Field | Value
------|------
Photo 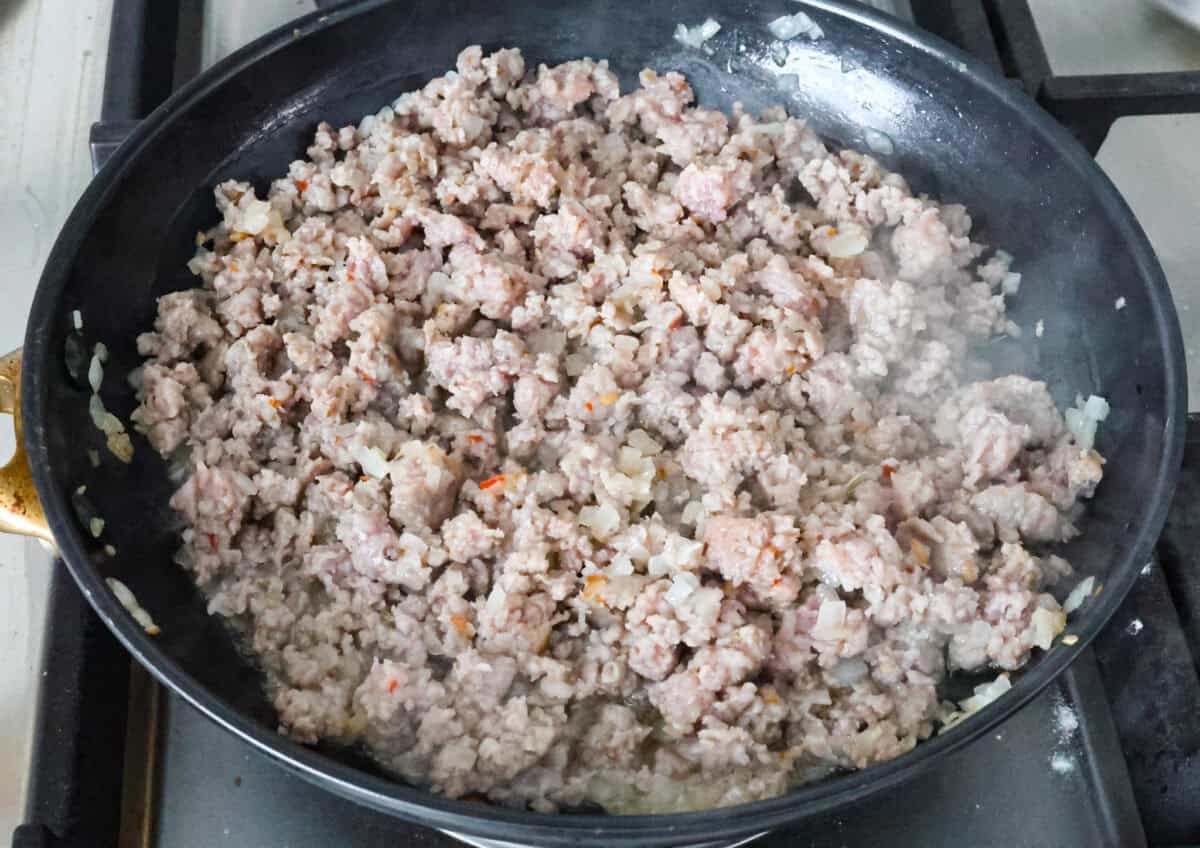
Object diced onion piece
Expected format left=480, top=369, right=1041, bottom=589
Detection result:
left=106, top=578, right=160, bottom=636
left=351, top=443, right=391, bottom=479
left=813, top=599, right=847, bottom=638
left=88, top=354, right=104, bottom=393
left=98, top=412, right=122, bottom=435
left=664, top=572, right=700, bottom=606
left=107, top=432, right=134, bottom=464
left=1001, top=272, right=1022, bottom=296
left=1030, top=607, right=1066, bottom=650
left=608, top=555, right=635, bottom=577
left=939, top=711, right=968, bottom=733
left=617, top=446, right=646, bottom=476
left=88, top=393, right=107, bottom=431
left=578, top=504, right=621, bottom=540
left=826, top=223, right=869, bottom=258
left=1063, top=576, right=1095, bottom=614
left=239, top=199, right=273, bottom=235
left=674, top=18, right=721, bottom=49
left=1065, top=394, right=1110, bottom=450
left=89, top=389, right=134, bottom=463
left=626, top=429, right=663, bottom=456
left=768, top=11, right=824, bottom=40
left=1084, top=395, right=1110, bottom=421
left=89, top=517, right=105, bottom=538
left=959, top=673, right=1012, bottom=714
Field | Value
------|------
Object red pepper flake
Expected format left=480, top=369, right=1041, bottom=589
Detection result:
left=296, top=179, right=309, bottom=192
left=346, top=270, right=355, bottom=281
left=881, top=462, right=897, bottom=481
left=387, top=679, right=398, bottom=693
left=267, top=397, right=283, bottom=409
left=359, top=475, right=369, bottom=483
left=229, top=262, right=240, bottom=273
left=584, top=401, right=594, bottom=412
left=467, top=434, right=483, bottom=444
left=351, top=367, right=375, bottom=385
left=583, top=573, right=608, bottom=603
left=479, top=475, right=505, bottom=490
left=208, top=533, right=217, bottom=550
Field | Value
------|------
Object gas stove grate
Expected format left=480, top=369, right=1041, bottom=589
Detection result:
left=912, top=0, right=1200, bottom=154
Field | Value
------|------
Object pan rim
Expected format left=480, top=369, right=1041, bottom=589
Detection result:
left=22, top=0, right=1187, bottom=843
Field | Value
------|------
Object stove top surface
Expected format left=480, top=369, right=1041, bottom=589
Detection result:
left=10, top=2, right=1200, bottom=847
left=143, top=643, right=1140, bottom=848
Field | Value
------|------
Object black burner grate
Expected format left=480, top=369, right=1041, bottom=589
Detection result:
left=912, top=0, right=1200, bottom=154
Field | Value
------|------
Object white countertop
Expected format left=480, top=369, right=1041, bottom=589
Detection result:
left=0, top=0, right=112, bottom=834
left=0, top=0, right=314, bottom=835
left=1, top=0, right=1198, bottom=838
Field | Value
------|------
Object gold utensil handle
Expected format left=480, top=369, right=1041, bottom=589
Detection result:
left=0, top=348, right=54, bottom=544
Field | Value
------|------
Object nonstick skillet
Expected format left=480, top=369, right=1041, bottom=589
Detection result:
left=0, top=1, right=1185, bottom=845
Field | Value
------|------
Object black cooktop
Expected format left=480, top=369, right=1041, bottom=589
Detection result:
left=12, top=1, right=1200, bottom=846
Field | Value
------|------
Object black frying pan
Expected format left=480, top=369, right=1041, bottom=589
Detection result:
left=5, top=0, right=1186, bottom=844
